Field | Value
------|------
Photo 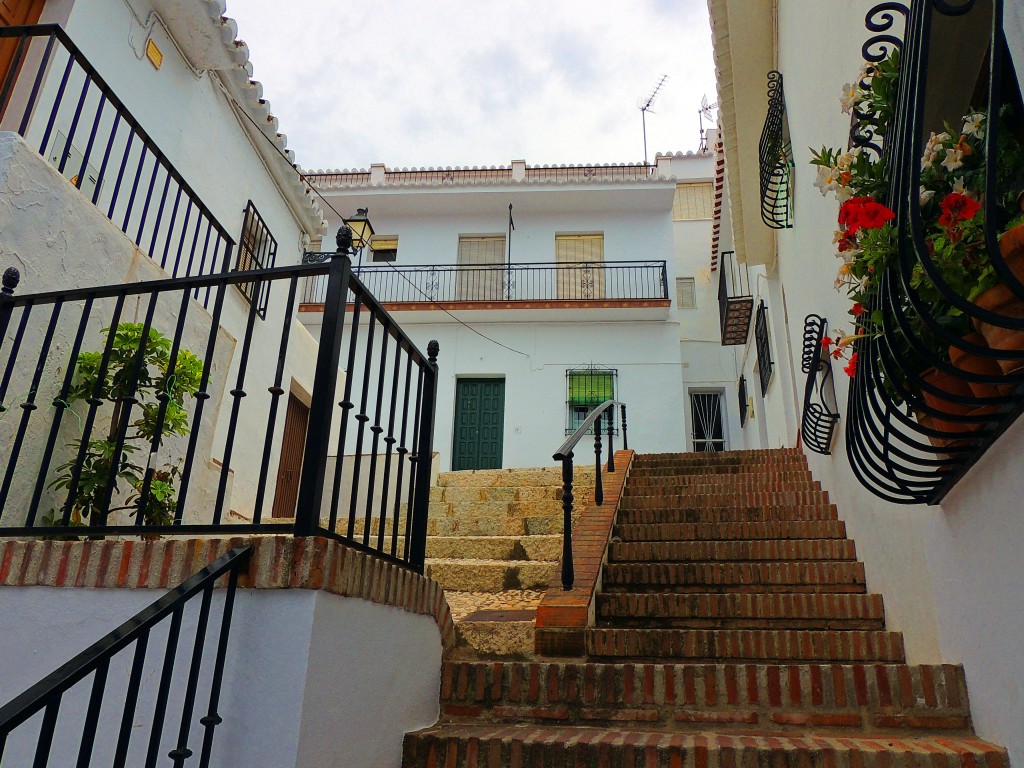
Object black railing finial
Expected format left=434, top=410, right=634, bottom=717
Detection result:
left=1, top=266, right=19, bottom=296
left=428, top=340, right=439, bottom=364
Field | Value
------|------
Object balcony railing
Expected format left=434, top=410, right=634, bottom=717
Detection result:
left=844, top=1, right=1024, bottom=503
left=718, top=250, right=753, bottom=345
left=0, top=255, right=439, bottom=571
left=300, top=260, right=669, bottom=306
left=0, top=25, right=235, bottom=297
left=759, top=70, right=794, bottom=229
left=801, top=315, right=840, bottom=455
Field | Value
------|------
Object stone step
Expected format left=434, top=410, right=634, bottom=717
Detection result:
left=429, top=499, right=566, bottom=519
left=403, top=725, right=1006, bottom=768
left=430, top=485, right=563, bottom=503
left=608, top=539, right=856, bottom=563
left=437, top=660, right=972, bottom=735
left=437, top=466, right=595, bottom=488
left=451, top=621, right=536, bottom=661
left=426, top=509, right=566, bottom=537
left=602, top=561, right=866, bottom=593
left=426, top=535, right=561, bottom=561
left=426, top=559, right=556, bottom=592
left=616, top=505, right=839, bottom=525
left=620, top=490, right=831, bottom=507
left=585, top=628, right=906, bottom=663
left=614, top=520, right=847, bottom=541
left=596, top=592, right=886, bottom=630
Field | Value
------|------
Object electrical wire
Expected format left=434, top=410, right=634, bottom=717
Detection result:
left=219, top=78, right=530, bottom=357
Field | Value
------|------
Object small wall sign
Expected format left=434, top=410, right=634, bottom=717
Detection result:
left=146, top=38, right=163, bottom=70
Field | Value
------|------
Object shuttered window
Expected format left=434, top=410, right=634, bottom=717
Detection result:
left=555, top=234, right=604, bottom=299
left=456, top=235, right=505, bottom=300
left=369, top=235, right=398, bottom=262
left=672, top=182, right=714, bottom=220
left=676, top=277, right=697, bottom=309
left=566, top=368, right=617, bottom=434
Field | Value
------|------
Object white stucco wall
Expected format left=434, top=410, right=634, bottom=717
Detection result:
left=0, top=585, right=441, bottom=768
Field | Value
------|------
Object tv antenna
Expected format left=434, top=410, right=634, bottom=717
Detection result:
left=638, top=75, right=667, bottom=166
left=698, top=94, right=719, bottom=152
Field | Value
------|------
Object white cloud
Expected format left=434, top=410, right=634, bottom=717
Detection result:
left=228, top=0, right=717, bottom=169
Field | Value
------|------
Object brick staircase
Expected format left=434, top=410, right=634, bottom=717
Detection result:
left=404, top=448, right=1010, bottom=767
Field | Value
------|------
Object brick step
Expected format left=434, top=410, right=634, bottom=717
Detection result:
left=585, top=628, right=906, bottom=662
left=620, top=490, right=831, bottom=507
left=426, top=559, right=556, bottom=592
left=596, top=592, right=886, bottom=630
left=614, top=521, right=847, bottom=541
left=616, top=505, right=839, bottom=525
left=438, top=467, right=595, bottom=488
left=426, top=535, right=561, bottom=561
left=625, top=476, right=820, bottom=492
left=438, top=660, right=972, bottom=735
left=602, top=561, right=866, bottom=592
left=430, top=485, right=563, bottom=503
left=631, top=457, right=807, bottom=472
left=608, top=540, right=857, bottom=563
left=403, top=725, right=1005, bottom=768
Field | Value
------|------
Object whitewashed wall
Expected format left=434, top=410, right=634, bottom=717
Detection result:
left=749, top=0, right=1024, bottom=760
left=0, top=586, right=441, bottom=768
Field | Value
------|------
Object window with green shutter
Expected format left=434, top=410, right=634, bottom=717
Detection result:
left=566, top=367, right=617, bottom=435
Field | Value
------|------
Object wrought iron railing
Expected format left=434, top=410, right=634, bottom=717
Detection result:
left=553, top=400, right=628, bottom=590
left=0, top=546, right=251, bottom=768
left=0, top=255, right=438, bottom=570
left=844, top=1, right=1024, bottom=503
left=300, top=261, right=670, bottom=306
left=718, top=250, right=753, bottom=345
left=759, top=70, right=794, bottom=229
left=523, top=165, right=654, bottom=182
left=755, top=300, right=774, bottom=396
left=235, top=201, right=278, bottom=319
left=0, top=25, right=236, bottom=294
left=801, top=315, right=841, bottom=455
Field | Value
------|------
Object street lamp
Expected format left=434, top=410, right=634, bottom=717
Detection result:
left=341, top=207, right=374, bottom=273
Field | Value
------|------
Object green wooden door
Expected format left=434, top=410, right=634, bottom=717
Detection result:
left=452, top=379, right=505, bottom=470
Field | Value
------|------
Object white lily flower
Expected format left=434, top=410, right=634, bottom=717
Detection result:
left=951, top=177, right=966, bottom=195
left=962, top=112, right=985, bottom=140
left=941, top=148, right=964, bottom=173
left=813, top=165, right=839, bottom=197
left=840, top=83, right=859, bottom=114
left=836, top=185, right=854, bottom=203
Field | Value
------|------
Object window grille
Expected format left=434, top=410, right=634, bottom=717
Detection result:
left=235, top=201, right=277, bottom=318
left=566, top=366, right=617, bottom=435
left=759, top=70, right=794, bottom=229
left=555, top=234, right=605, bottom=299
left=755, top=300, right=774, bottom=396
left=676, top=277, right=697, bottom=309
left=369, top=235, right=398, bottom=262
left=672, top=182, right=714, bottom=220
left=738, top=374, right=748, bottom=427
left=456, top=235, right=505, bottom=300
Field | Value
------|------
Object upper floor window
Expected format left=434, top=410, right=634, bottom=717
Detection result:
left=369, top=235, right=398, bottom=262
left=676, top=277, right=697, bottom=309
left=555, top=233, right=604, bottom=299
left=672, top=183, right=714, bottom=221
left=235, top=201, right=277, bottom=318
left=456, top=235, right=506, bottom=301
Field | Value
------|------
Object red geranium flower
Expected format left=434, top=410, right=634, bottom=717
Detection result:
left=822, top=336, right=833, bottom=350
left=850, top=302, right=864, bottom=316
left=838, top=196, right=895, bottom=234
left=937, top=192, right=980, bottom=228
left=843, top=352, right=859, bottom=377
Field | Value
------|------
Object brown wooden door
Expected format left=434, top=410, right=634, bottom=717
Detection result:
left=271, top=393, right=309, bottom=518
left=0, top=0, right=45, bottom=92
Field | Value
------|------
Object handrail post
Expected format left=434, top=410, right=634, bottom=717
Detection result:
left=620, top=404, right=629, bottom=450
left=560, top=452, right=574, bottom=590
left=409, top=340, right=440, bottom=572
left=594, top=414, right=603, bottom=506
left=0, top=267, right=19, bottom=345
left=606, top=408, right=615, bottom=472
left=295, top=253, right=352, bottom=536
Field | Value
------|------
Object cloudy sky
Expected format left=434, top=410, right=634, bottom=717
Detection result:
left=227, top=1, right=718, bottom=172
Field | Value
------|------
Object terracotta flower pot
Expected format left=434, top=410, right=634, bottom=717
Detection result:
left=948, top=332, right=1012, bottom=401
left=918, top=366, right=984, bottom=443
left=973, top=224, right=1024, bottom=374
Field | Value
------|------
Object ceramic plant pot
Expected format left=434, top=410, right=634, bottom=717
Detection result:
left=973, top=224, right=1024, bottom=374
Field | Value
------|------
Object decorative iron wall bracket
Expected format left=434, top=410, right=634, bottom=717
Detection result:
left=759, top=71, right=794, bottom=229
left=801, top=315, right=841, bottom=455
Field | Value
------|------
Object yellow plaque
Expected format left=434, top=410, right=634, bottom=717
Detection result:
left=145, top=38, right=163, bottom=70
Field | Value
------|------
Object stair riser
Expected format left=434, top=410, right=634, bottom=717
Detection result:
left=596, top=593, right=885, bottom=627
left=614, top=521, right=847, bottom=541
left=585, top=629, right=906, bottom=663
left=616, top=507, right=839, bottom=524
left=603, top=562, right=867, bottom=592
left=428, top=562, right=555, bottom=593
left=620, top=491, right=831, bottom=507
left=438, top=661, right=971, bottom=733
left=609, top=540, right=856, bottom=562
left=426, top=536, right=561, bottom=561
left=626, top=478, right=820, bottom=492
left=437, top=468, right=595, bottom=488
left=431, top=486, right=564, bottom=503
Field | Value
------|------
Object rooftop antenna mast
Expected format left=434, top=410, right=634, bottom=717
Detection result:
left=698, top=94, right=719, bottom=152
left=638, top=75, right=667, bottom=166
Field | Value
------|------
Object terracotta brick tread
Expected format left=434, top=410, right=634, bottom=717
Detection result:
left=585, top=629, right=906, bottom=662
left=615, top=521, right=847, bottom=541
left=596, top=593, right=885, bottom=628
left=609, top=540, right=856, bottom=563
left=617, top=506, right=840, bottom=524
left=403, top=725, right=1008, bottom=768
left=602, top=562, right=867, bottom=592
left=439, top=661, right=971, bottom=730
left=621, top=491, right=831, bottom=508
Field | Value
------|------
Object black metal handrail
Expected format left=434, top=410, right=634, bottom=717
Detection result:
left=0, top=25, right=236, bottom=295
left=552, top=399, right=628, bottom=590
left=718, top=250, right=753, bottom=345
left=300, top=261, right=670, bottom=305
left=845, top=1, right=1024, bottom=503
left=801, top=315, right=841, bottom=455
left=0, top=253, right=439, bottom=570
left=0, top=546, right=251, bottom=768
left=759, top=70, right=794, bottom=229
